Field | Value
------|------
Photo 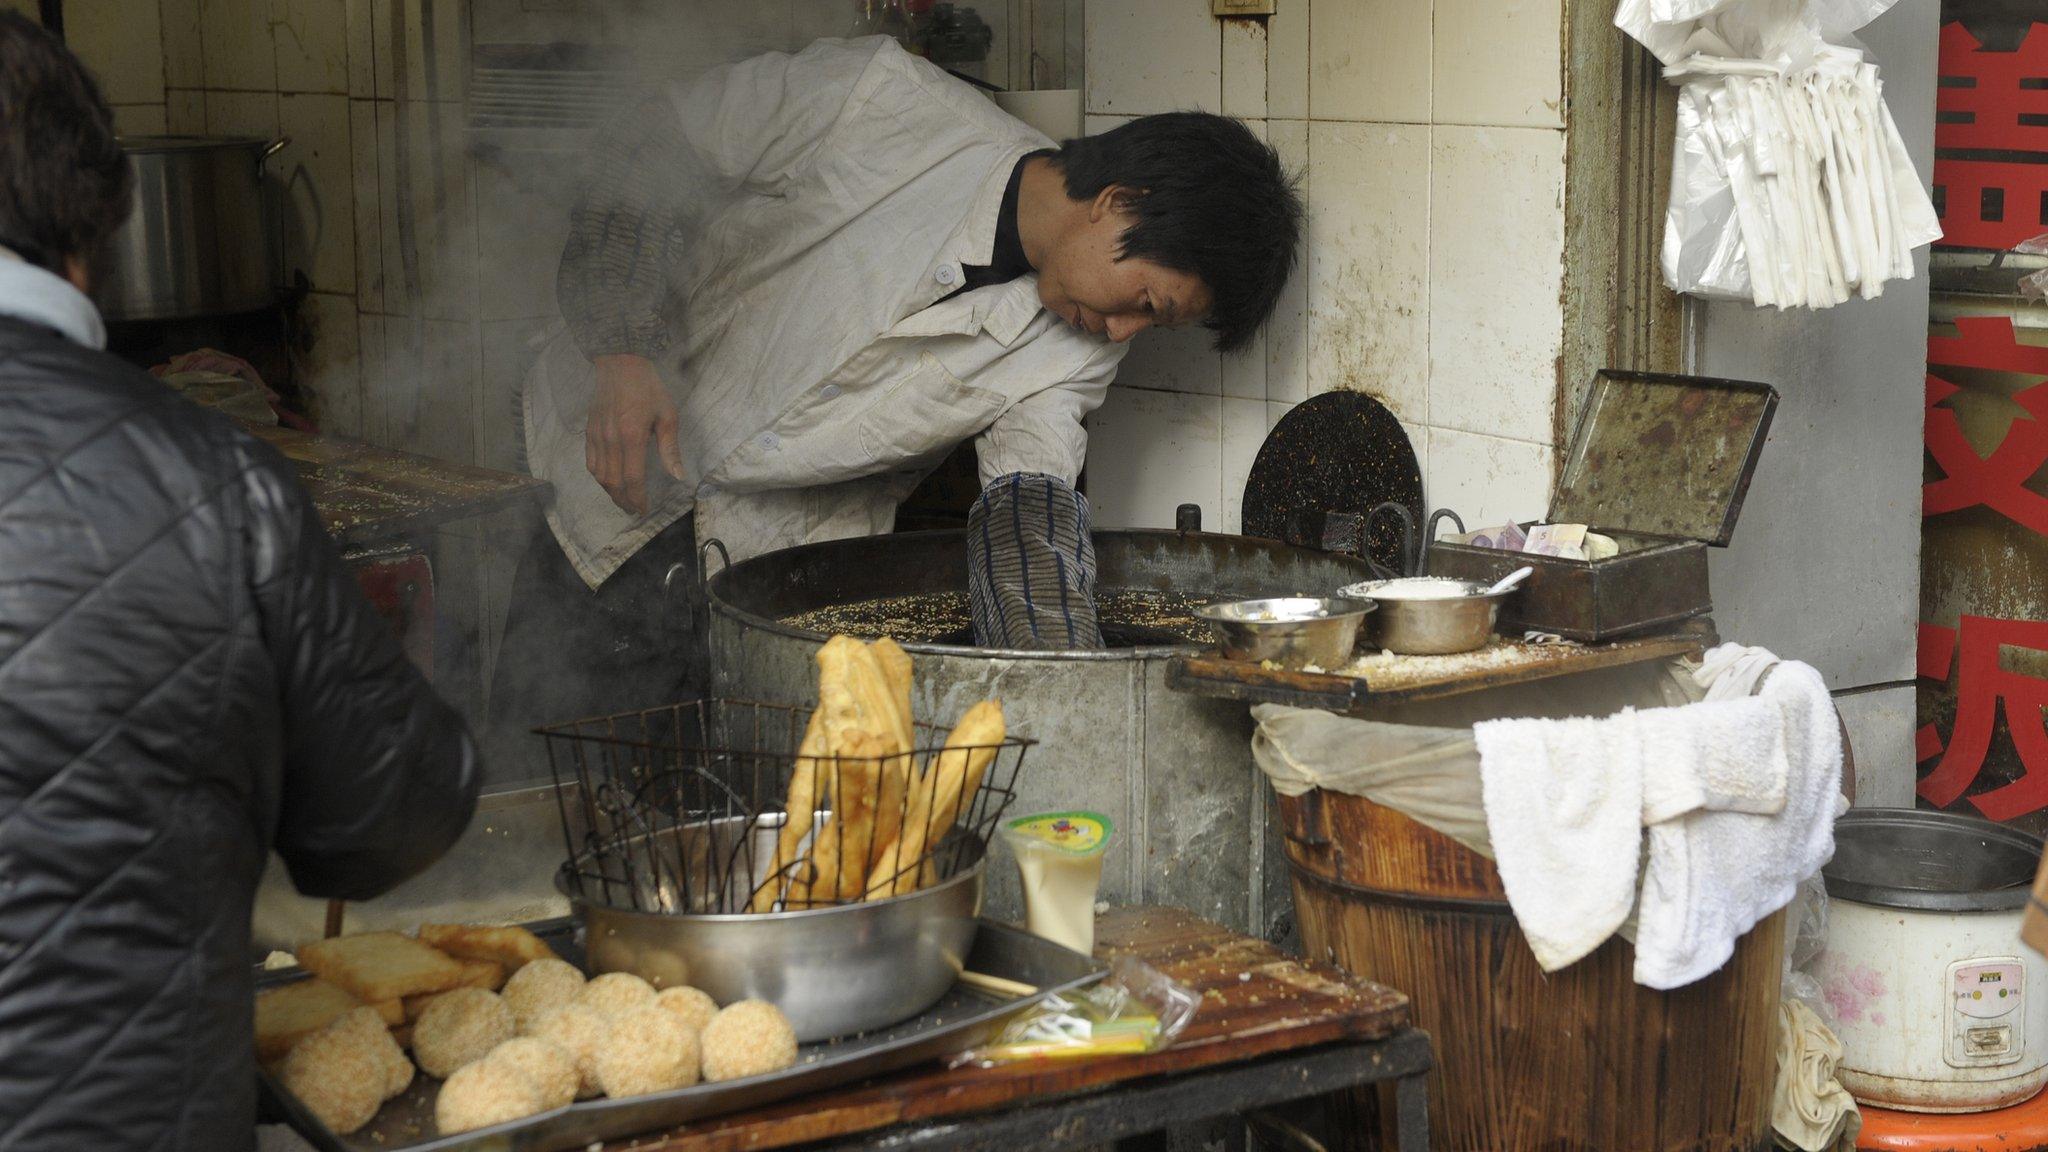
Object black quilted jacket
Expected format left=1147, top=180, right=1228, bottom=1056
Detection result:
left=0, top=316, right=481, bottom=1151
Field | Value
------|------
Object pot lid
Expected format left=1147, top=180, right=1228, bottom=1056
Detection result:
left=1823, top=808, right=2042, bottom=913
left=1547, top=370, right=1778, bottom=547
left=1240, top=391, right=1423, bottom=573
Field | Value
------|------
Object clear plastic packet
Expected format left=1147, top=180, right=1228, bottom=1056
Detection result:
left=948, top=955, right=1200, bottom=1068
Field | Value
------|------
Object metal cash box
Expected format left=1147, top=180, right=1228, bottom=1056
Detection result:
left=1424, top=369, right=1778, bottom=642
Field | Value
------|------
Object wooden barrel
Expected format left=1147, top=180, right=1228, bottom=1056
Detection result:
left=1281, top=787, right=1785, bottom=1152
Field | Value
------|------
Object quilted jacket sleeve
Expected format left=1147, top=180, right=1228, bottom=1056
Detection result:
left=245, top=455, right=481, bottom=901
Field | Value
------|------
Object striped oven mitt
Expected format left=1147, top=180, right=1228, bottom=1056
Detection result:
left=967, top=473, right=1104, bottom=650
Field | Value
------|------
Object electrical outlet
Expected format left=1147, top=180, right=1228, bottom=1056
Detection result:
left=1212, top=0, right=1277, bottom=15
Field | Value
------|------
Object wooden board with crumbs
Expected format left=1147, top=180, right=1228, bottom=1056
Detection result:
left=1165, top=620, right=1713, bottom=716
left=240, top=422, right=548, bottom=551
left=607, top=906, right=1410, bottom=1152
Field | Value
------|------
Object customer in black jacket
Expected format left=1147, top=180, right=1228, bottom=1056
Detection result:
left=0, top=15, right=482, bottom=1151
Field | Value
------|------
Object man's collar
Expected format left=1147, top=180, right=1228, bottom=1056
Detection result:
left=947, top=142, right=1041, bottom=273
left=0, top=245, right=107, bottom=349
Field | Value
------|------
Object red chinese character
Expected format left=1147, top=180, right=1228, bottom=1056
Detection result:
left=1924, top=317, right=2048, bottom=534
left=1937, top=22, right=2048, bottom=154
left=1919, top=616, right=2048, bottom=821
left=1934, top=159, right=2048, bottom=252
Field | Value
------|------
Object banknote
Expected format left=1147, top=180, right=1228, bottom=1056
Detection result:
left=1525, top=523, right=1587, bottom=559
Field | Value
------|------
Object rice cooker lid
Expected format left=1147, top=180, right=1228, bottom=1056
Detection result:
left=1823, top=808, right=2043, bottom=913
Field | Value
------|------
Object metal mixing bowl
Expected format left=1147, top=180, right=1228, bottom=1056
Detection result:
left=1341, top=578, right=1510, bottom=655
left=1195, top=597, right=1376, bottom=670
left=558, top=817, right=985, bottom=1042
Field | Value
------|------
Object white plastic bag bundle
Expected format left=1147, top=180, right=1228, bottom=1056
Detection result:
left=1618, top=0, right=1943, bottom=308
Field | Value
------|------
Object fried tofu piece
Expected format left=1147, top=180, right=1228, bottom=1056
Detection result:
left=418, top=924, right=554, bottom=973
left=400, top=961, right=506, bottom=1021
left=296, top=932, right=467, bottom=1004
left=255, top=978, right=363, bottom=1062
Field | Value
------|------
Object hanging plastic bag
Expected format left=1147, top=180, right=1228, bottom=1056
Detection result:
left=1621, top=0, right=1940, bottom=307
left=949, top=955, right=1199, bottom=1068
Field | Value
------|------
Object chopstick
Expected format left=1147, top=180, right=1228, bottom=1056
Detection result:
left=958, top=970, right=1039, bottom=999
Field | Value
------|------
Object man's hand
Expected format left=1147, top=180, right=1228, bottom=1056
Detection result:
left=586, top=353, right=685, bottom=514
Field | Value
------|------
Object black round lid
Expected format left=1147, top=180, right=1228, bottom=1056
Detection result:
left=1240, top=392, right=1423, bottom=574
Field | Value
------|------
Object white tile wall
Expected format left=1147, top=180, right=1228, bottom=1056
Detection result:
left=1400, top=418, right=1429, bottom=493
left=160, top=0, right=204, bottom=89
left=356, top=312, right=394, bottom=444
left=372, top=99, right=478, bottom=321
left=1117, top=323, right=1223, bottom=396
left=370, top=0, right=467, bottom=102
left=204, top=87, right=278, bottom=135
left=1085, top=0, right=1220, bottom=115
left=167, top=88, right=205, bottom=132
left=348, top=98, right=384, bottom=311
left=346, top=0, right=374, bottom=96
left=480, top=318, right=544, bottom=473
left=275, top=0, right=350, bottom=94
left=1221, top=17, right=1266, bottom=120
left=1428, top=125, right=1564, bottom=441
left=418, top=318, right=482, bottom=464
left=1085, top=387, right=1223, bottom=532
left=1432, top=0, right=1564, bottom=129
left=1266, top=0, right=1307, bottom=121
left=1427, top=427, right=1553, bottom=528
left=112, top=104, right=169, bottom=134
left=1265, top=119, right=1310, bottom=405
left=278, top=93, right=355, bottom=294
left=1221, top=397, right=1267, bottom=534
left=68, top=0, right=166, bottom=105
left=200, top=0, right=276, bottom=90
left=1305, top=121, right=1429, bottom=422
left=1309, top=0, right=1431, bottom=124
left=297, top=290, right=362, bottom=435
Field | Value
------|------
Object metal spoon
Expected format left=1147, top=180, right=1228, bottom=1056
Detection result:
left=1485, top=566, right=1534, bottom=596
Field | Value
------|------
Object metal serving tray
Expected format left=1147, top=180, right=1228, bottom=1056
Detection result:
left=1426, top=370, right=1777, bottom=642
left=258, top=919, right=1104, bottom=1152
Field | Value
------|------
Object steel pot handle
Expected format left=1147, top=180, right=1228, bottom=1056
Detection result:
left=698, top=538, right=732, bottom=585
left=256, top=136, right=291, bottom=175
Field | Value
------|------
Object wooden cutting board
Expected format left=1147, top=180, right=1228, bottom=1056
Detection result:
left=613, top=906, right=1411, bottom=1152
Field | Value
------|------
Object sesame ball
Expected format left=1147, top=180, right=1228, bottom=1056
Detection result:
left=699, top=1000, right=798, bottom=1083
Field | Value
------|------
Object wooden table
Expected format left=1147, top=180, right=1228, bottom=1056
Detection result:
left=606, top=907, right=1430, bottom=1152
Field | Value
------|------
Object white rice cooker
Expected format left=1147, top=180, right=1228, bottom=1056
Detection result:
left=1812, top=808, right=2047, bottom=1113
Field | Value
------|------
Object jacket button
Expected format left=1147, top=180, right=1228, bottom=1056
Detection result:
left=819, top=385, right=842, bottom=400
left=934, top=266, right=958, bottom=286
left=758, top=433, right=780, bottom=451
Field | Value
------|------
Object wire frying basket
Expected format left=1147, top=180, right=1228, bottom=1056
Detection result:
left=538, top=699, right=1031, bottom=915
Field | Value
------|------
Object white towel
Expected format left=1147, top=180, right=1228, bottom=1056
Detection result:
left=1475, top=645, right=1839, bottom=985
left=1474, top=712, right=1647, bottom=972
left=1634, top=658, right=1843, bottom=989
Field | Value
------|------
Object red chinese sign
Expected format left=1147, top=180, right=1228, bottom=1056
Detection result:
left=1934, top=22, right=2048, bottom=251
left=1921, top=18, right=2048, bottom=820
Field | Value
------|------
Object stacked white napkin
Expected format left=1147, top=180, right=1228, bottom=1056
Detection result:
left=1620, top=0, right=1943, bottom=308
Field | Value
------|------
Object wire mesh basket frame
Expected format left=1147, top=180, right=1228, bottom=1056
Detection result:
left=537, top=698, right=1032, bottom=914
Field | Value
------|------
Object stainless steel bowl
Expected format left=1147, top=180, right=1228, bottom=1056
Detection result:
left=1340, top=578, right=1508, bottom=655
left=558, top=817, right=985, bottom=1042
left=1195, top=596, right=1376, bottom=670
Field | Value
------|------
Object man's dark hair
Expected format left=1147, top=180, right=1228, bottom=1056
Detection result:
left=0, top=12, right=129, bottom=274
left=1052, top=113, right=1301, bottom=354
